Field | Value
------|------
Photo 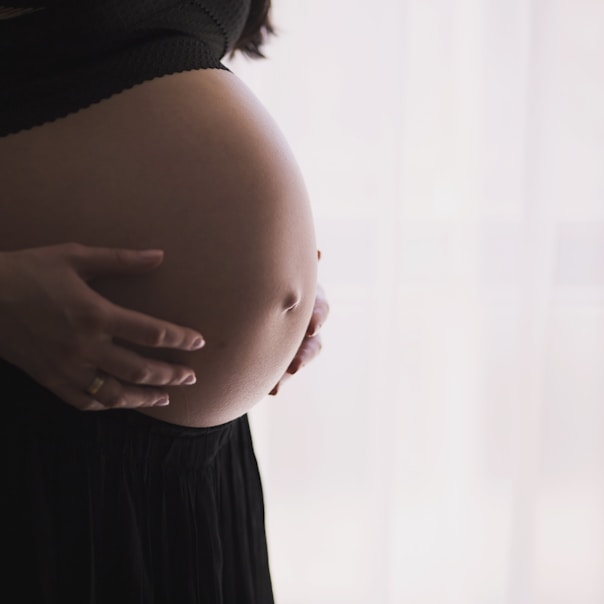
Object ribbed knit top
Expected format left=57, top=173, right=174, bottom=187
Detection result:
left=0, top=0, right=251, bottom=137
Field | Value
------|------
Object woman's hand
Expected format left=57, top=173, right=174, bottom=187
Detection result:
left=0, top=243, right=206, bottom=411
left=269, top=278, right=330, bottom=396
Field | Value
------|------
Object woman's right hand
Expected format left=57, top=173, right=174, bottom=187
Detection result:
left=0, top=243, right=205, bottom=411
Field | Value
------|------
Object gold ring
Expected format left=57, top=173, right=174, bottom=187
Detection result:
left=86, top=375, right=105, bottom=396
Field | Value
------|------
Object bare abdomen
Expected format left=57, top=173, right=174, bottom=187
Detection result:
left=0, top=69, right=318, bottom=426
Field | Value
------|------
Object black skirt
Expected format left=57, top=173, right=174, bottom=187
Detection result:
left=0, top=360, right=274, bottom=604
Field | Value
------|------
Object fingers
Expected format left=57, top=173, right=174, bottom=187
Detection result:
left=45, top=340, right=199, bottom=412
left=67, top=243, right=166, bottom=279
left=1, top=243, right=207, bottom=413
left=81, top=372, right=171, bottom=409
left=58, top=244, right=204, bottom=348
left=306, top=285, right=330, bottom=337
left=269, top=282, right=329, bottom=396
left=109, top=303, right=205, bottom=351
left=269, top=334, right=323, bottom=396
left=52, top=375, right=170, bottom=412
left=288, top=333, right=323, bottom=374
left=98, top=344, right=197, bottom=387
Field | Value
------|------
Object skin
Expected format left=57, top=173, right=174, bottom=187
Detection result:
left=0, top=69, right=322, bottom=426
left=0, top=245, right=206, bottom=410
left=0, top=245, right=328, bottom=410
left=269, top=278, right=328, bottom=396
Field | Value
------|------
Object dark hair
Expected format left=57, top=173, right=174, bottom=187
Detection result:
left=232, top=0, right=275, bottom=59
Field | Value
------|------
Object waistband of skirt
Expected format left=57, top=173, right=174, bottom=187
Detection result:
left=0, top=358, right=242, bottom=470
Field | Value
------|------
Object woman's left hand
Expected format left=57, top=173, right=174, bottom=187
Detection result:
left=269, top=280, right=330, bottom=396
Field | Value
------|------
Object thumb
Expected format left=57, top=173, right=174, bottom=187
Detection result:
left=72, top=246, right=165, bottom=279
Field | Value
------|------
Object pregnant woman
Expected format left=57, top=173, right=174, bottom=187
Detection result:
left=0, top=1, right=327, bottom=602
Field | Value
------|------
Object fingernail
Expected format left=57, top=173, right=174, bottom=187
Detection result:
left=269, top=385, right=279, bottom=396
left=191, top=337, right=205, bottom=349
left=308, top=323, right=322, bottom=337
left=183, top=374, right=196, bottom=385
left=139, top=249, right=164, bottom=260
left=288, top=361, right=301, bottom=374
left=154, top=397, right=170, bottom=406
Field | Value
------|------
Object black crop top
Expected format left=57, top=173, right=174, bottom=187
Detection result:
left=0, top=0, right=251, bottom=137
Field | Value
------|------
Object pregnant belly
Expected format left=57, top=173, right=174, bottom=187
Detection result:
left=0, top=69, right=318, bottom=426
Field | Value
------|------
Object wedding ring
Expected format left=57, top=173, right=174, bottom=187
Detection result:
left=86, top=375, right=105, bottom=396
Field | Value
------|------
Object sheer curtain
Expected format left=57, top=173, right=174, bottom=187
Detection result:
left=228, top=1, right=604, bottom=602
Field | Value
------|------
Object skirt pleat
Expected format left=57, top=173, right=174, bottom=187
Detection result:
left=0, top=360, right=274, bottom=604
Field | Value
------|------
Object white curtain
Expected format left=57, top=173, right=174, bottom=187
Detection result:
left=228, top=1, right=604, bottom=602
